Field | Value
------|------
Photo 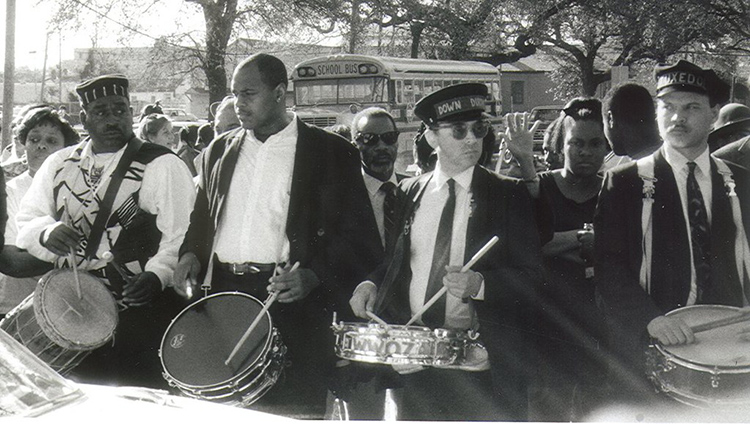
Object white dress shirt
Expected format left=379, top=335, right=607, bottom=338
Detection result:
left=662, top=144, right=712, bottom=306
left=409, top=164, right=476, bottom=331
left=362, top=169, right=398, bottom=248
left=214, top=115, right=298, bottom=264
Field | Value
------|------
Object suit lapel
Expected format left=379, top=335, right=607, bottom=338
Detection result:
left=286, top=119, right=316, bottom=263
left=375, top=173, right=433, bottom=322
left=466, top=166, right=491, bottom=263
left=210, top=129, right=245, bottom=228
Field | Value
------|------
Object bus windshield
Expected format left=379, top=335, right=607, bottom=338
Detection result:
left=295, top=77, right=388, bottom=106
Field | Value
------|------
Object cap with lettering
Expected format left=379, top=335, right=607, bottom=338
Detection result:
left=654, top=60, right=730, bottom=105
left=414, top=83, right=488, bottom=125
left=76, top=74, right=129, bottom=107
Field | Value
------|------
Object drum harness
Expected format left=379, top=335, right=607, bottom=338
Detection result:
left=636, top=155, right=750, bottom=304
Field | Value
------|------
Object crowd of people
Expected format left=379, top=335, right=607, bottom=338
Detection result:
left=0, top=53, right=748, bottom=421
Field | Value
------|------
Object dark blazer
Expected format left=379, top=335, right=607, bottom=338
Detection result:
left=370, top=165, right=544, bottom=333
left=180, top=118, right=373, bottom=313
left=357, top=172, right=408, bottom=271
left=595, top=148, right=748, bottom=350
left=714, top=136, right=750, bottom=172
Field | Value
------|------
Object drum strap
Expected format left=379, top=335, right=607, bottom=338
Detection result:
left=714, top=159, right=750, bottom=306
left=636, top=155, right=657, bottom=294
left=84, top=137, right=143, bottom=260
left=637, top=156, right=750, bottom=303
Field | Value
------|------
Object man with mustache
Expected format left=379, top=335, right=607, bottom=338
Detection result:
left=595, top=60, right=750, bottom=401
left=15, top=74, right=196, bottom=388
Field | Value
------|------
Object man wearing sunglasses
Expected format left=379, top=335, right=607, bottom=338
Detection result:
left=349, top=83, right=544, bottom=420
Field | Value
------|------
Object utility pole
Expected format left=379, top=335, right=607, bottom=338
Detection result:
left=40, top=31, right=50, bottom=103
left=2, top=0, right=17, bottom=150
left=59, top=31, right=63, bottom=104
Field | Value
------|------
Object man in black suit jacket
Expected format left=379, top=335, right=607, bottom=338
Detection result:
left=349, top=83, right=544, bottom=420
left=595, top=60, right=750, bottom=401
left=174, top=53, right=371, bottom=418
left=714, top=135, right=750, bottom=172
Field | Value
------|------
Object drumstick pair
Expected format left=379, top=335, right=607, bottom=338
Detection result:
left=405, top=236, right=499, bottom=326
left=225, top=261, right=299, bottom=366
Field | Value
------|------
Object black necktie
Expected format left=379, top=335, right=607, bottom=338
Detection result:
left=686, top=162, right=711, bottom=301
left=423, top=179, right=455, bottom=328
left=381, top=181, right=397, bottom=252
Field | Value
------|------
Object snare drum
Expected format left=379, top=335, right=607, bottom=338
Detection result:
left=160, top=292, right=286, bottom=406
left=647, top=304, right=750, bottom=407
left=331, top=321, right=473, bottom=366
left=0, top=269, right=118, bottom=375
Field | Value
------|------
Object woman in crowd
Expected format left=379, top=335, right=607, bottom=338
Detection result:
left=175, top=124, right=200, bottom=176
left=505, top=98, right=610, bottom=420
left=0, top=107, right=80, bottom=318
left=138, top=113, right=175, bottom=150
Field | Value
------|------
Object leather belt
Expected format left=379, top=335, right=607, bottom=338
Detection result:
left=216, top=260, right=276, bottom=275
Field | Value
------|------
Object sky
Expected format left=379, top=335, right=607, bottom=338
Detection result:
left=0, top=0, right=204, bottom=70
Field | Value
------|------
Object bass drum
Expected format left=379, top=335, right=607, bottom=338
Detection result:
left=0, top=269, right=118, bottom=375
left=647, top=304, right=750, bottom=407
left=160, top=292, right=286, bottom=406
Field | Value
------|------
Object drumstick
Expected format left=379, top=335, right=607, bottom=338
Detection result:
left=366, top=311, right=388, bottom=326
left=690, top=309, right=750, bottom=334
left=405, top=236, right=499, bottom=326
left=224, top=290, right=279, bottom=366
left=102, top=251, right=131, bottom=281
left=224, top=261, right=299, bottom=366
left=62, top=196, right=83, bottom=300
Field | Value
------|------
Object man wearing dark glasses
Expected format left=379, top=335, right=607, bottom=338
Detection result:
left=349, top=83, right=544, bottom=420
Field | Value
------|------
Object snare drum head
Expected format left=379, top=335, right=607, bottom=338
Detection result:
left=35, top=269, right=118, bottom=350
left=663, top=305, right=750, bottom=368
left=161, top=292, right=273, bottom=387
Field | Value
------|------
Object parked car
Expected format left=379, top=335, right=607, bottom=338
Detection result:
left=529, top=105, right=564, bottom=152
left=162, top=108, right=200, bottom=122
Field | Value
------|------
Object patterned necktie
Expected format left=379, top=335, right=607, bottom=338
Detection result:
left=686, top=162, right=711, bottom=301
left=381, top=181, right=397, bottom=252
left=423, top=179, right=455, bottom=328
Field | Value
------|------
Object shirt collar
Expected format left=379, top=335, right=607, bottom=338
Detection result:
left=79, top=138, right=127, bottom=166
left=362, top=168, right=398, bottom=196
left=247, top=112, right=298, bottom=145
left=663, top=143, right=711, bottom=177
left=434, top=163, right=474, bottom=192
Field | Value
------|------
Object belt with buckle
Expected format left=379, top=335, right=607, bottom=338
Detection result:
left=217, top=260, right=276, bottom=275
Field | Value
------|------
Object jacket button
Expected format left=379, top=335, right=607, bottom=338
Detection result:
left=317, top=228, right=325, bottom=237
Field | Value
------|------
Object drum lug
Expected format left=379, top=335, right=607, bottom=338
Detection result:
left=711, top=370, right=721, bottom=389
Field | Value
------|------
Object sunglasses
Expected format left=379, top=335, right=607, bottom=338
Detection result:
left=430, top=120, right=491, bottom=140
left=355, top=131, right=400, bottom=146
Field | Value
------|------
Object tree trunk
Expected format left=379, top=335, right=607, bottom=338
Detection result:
left=410, top=21, right=424, bottom=58
left=200, top=0, right=237, bottom=113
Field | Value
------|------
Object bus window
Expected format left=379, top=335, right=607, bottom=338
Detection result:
left=434, top=80, right=443, bottom=90
left=395, top=80, right=403, bottom=104
left=491, top=81, right=501, bottom=101
left=403, top=80, right=415, bottom=105
left=296, top=80, right=337, bottom=105
left=414, top=80, right=424, bottom=102
left=424, top=80, right=433, bottom=95
left=373, top=77, right=387, bottom=102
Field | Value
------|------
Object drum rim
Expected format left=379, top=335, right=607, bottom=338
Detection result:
left=656, top=304, right=750, bottom=371
left=159, top=291, right=279, bottom=390
left=333, top=321, right=469, bottom=366
left=34, top=269, right=118, bottom=350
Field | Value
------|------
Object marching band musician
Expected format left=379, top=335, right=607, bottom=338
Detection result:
left=173, top=53, right=373, bottom=418
left=349, top=83, right=544, bottom=420
left=14, top=74, right=196, bottom=388
left=595, top=60, right=750, bottom=402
